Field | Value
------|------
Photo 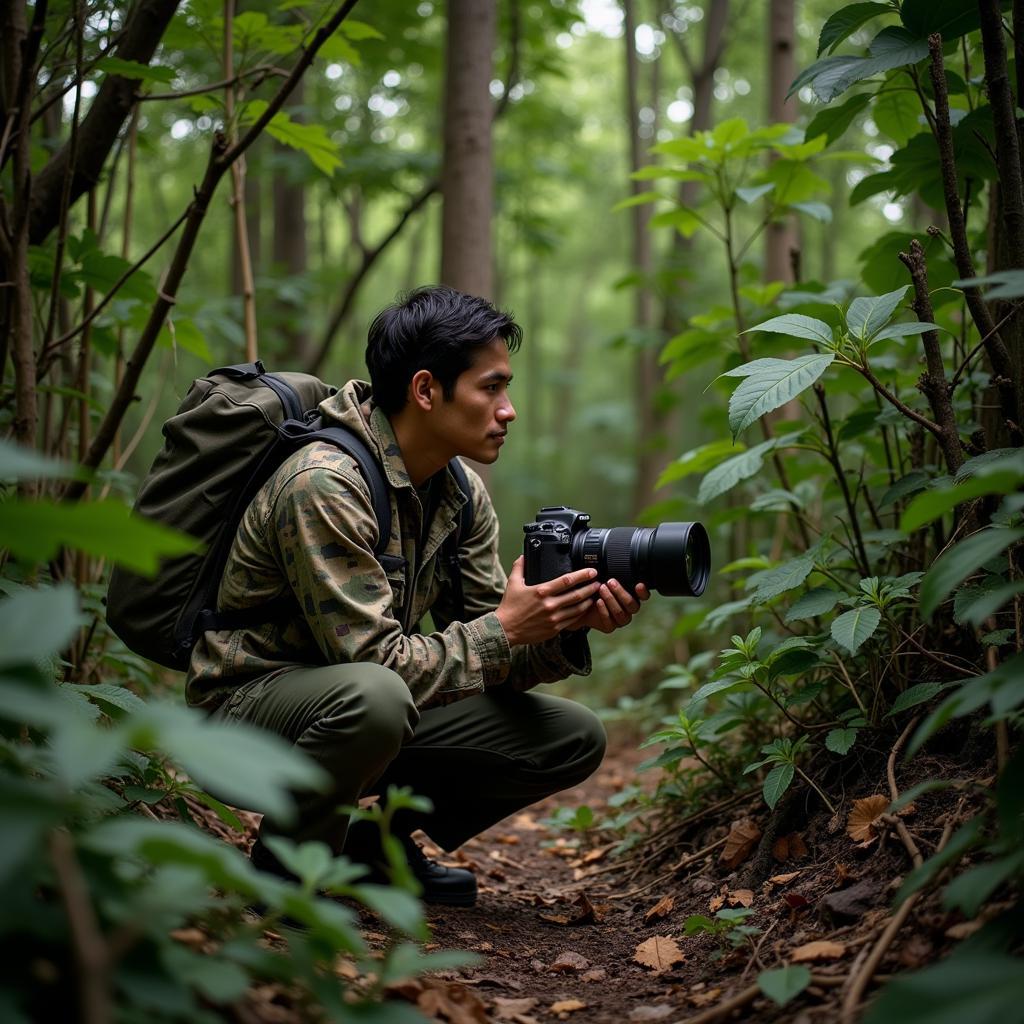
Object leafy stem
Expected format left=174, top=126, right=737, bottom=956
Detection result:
left=794, top=764, right=837, bottom=816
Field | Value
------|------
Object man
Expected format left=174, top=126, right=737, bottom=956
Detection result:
left=187, top=286, right=648, bottom=906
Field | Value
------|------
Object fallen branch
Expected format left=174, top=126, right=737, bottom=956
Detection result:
left=607, top=836, right=729, bottom=901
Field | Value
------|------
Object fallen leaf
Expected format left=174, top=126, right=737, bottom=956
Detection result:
left=769, top=872, right=800, bottom=885
left=773, top=832, right=809, bottom=861
left=946, top=920, right=984, bottom=940
left=689, top=988, right=722, bottom=1007
left=790, top=940, right=847, bottom=962
left=415, top=981, right=490, bottom=1024
left=539, top=895, right=602, bottom=927
left=513, top=813, right=545, bottom=831
left=847, top=795, right=889, bottom=842
left=720, top=818, right=761, bottom=870
left=644, top=895, right=675, bottom=923
left=550, top=999, right=587, bottom=1014
left=582, top=846, right=609, bottom=864
left=169, top=928, right=206, bottom=948
left=728, top=888, right=754, bottom=907
left=783, top=892, right=810, bottom=910
left=628, top=1005, right=674, bottom=1021
left=549, top=950, right=590, bottom=973
left=580, top=968, right=607, bottom=982
left=634, top=936, right=685, bottom=973
left=493, top=996, right=539, bottom=1020
left=834, top=863, right=853, bottom=884
left=708, top=895, right=725, bottom=912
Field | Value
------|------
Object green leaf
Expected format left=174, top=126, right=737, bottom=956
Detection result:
left=817, top=3, right=891, bottom=56
left=954, top=579, right=1024, bottom=628
left=825, top=728, right=858, bottom=755
left=791, top=201, right=833, bottom=223
left=750, top=552, right=816, bottom=603
left=806, top=92, right=872, bottom=144
left=736, top=184, right=774, bottom=204
left=901, top=472, right=1024, bottom=532
left=158, top=318, right=213, bottom=362
left=691, top=677, right=747, bottom=703
left=943, top=852, right=1024, bottom=918
left=952, top=270, right=1024, bottom=300
left=0, top=585, right=86, bottom=668
left=657, top=440, right=742, bottom=487
left=612, top=191, right=662, bottom=211
left=920, top=528, right=1024, bottom=620
left=353, top=884, right=427, bottom=939
left=900, top=0, right=1002, bottom=41
left=242, top=101, right=342, bottom=177
left=879, top=471, right=930, bottom=508
left=873, top=88, right=924, bottom=146
left=786, top=587, right=842, bottom=622
left=339, top=19, right=383, bottom=40
left=96, top=57, right=176, bottom=84
left=0, top=440, right=77, bottom=482
left=72, top=682, right=147, bottom=715
left=759, top=965, right=812, bottom=1007
left=831, top=606, right=882, bottom=654
left=649, top=207, right=702, bottom=236
left=728, top=354, right=835, bottom=438
left=869, top=27, right=929, bottom=69
left=869, top=320, right=947, bottom=344
left=888, top=682, right=945, bottom=716
left=846, top=286, right=908, bottom=340
left=863, top=949, right=1024, bottom=1024
left=763, top=762, right=795, bottom=809
left=0, top=498, right=200, bottom=575
left=744, top=314, right=833, bottom=346
left=697, top=432, right=803, bottom=504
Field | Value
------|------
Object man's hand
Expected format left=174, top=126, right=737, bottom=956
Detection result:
left=575, top=578, right=650, bottom=634
left=496, top=557, right=601, bottom=646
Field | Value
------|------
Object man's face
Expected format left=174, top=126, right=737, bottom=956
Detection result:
left=432, top=338, right=517, bottom=464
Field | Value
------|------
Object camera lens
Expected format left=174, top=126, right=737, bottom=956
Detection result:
left=571, top=521, right=710, bottom=597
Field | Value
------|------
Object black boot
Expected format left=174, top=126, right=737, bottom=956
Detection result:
left=345, top=819, right=477, bottom=908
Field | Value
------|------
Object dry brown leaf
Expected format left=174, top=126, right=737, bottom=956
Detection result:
left=946, top=920, right=984, bottom=940
left=169, top=928, right=206, bottom=948
left=768, top=871, right=800, bottom=885
left=550, top=999, right=587, bottom=1014
left=847, top=795, right=889, bottom=842
left=834, top=863, right=853, bottom=884
left=790, top=940, right=847, bottom=962
left=496, top=834, right=521, bottom=845
left=708, top=895, right=725, bottom=912
left=549, top=950, right=590, bottom=973
left=727, top=889, right=754, bottom=907
left=689, top=988, right=722, bottom=1007
left=644, top=895, right=675, bottom=923
left=580, top=968, right=607, bottom=982
left=492, top=996, right=539, bottom=1020
left=582, top=846, right=609, bottom=864
left=417, top=981, right=490, bottom=1024
left=513, top=813, right=545, bottom=831
left=720, top=818, right=761, bottom=870
left=634, top=935, right=685, bottom=973
left=773, top=832, right=809, bottom=862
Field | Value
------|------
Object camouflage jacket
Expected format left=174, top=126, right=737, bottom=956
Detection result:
left=186, top=380, right=590, bottom=711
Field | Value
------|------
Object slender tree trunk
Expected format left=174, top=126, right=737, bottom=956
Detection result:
left=765, top=0, right=798, bottom=283
left=272, top=80, right=310, bottom=363
left=440, top=0, right=497, bottom=487
left=440, top=0, right=495, bottom=299
left=623, top=0, right=659, bottom=516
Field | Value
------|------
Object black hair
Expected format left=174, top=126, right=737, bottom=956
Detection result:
left=365, top=285, right=522, bottom=414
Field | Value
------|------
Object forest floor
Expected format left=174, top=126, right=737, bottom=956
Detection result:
left=228, top=723, right=996, bottom=1024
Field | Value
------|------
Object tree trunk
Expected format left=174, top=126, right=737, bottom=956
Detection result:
left=623, top=0, right=659, bottom=516
left=765, top=0, right=798, bottom=284
left=440, top=0, right=497, bottom=486
left=440, top=0, right=496, bottom=299
left=272, top=81, right=310, bottom=363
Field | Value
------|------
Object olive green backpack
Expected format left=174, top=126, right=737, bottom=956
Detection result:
left=106, top=361, right=472, bottom=670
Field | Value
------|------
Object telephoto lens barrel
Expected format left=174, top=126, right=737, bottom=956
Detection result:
left=572, top=521, right=710, bottom=597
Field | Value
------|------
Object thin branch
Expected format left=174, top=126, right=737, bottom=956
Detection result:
left=950, top=305, right=1021, bottom=387
left=141, top=63, right=287, bottom=101
left=851, top=359, right=945, bottom=438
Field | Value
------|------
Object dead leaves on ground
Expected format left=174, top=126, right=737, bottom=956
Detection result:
left=389, top=978, right=490, bottom=1024
left=644, top=894, right=675, bottom=923
left=790, top=939, right=847, bottom=962
left=538, top=893, right=605, bottom=926
left=847, top=795, right=890, bottom=843
left=633, top=935, right=686, bottom=973
left=772, top=832, right=809, bottom=862
left=720, top=818, right=761, bottom=869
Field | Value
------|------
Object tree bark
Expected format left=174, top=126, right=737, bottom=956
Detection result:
left=765, top=0, right=798, bottom=283
left=29, top=0, right=181, bottom=244
left=440, top=0, right=496, bottom=299
left=623, top=0, right=659, bottom=516
left=272, top=78, right=310, bottom=362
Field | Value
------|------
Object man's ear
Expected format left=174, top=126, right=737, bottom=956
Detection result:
left=409, top=369, right=436, bottom=412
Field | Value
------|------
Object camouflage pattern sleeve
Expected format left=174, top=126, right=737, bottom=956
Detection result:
left=268, top=462, right=511, bottom=707
left=432, top=465, right=591, bottom=690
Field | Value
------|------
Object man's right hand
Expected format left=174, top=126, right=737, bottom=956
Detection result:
left=495, top=557, right=601, bottom=646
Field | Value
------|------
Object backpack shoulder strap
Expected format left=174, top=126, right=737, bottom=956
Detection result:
left=307, top=424, right=393, bottom=556
left=442, top=458, right=477, bottom=623
left=448, top=457, right=475, bottom=544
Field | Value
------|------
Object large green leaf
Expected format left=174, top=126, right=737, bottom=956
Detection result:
left=873, top=89, right=923, bottom=146
left=785, top=587, right=842, bottom=622
left=96, top=57, right=176, bottom=84
left=242, top=101, right=342, bottom=177
left=763, top=762, right=794, bottom=809
left=900, top=0, right=1009, bottom=41
left=728, top=354, right=835, bottom=437
left=806, top=92, right=872, bottom=143
left=831, top=606, right=882, bottom=654
left=900, top=471, right=1024, bottom=532
left=750, top=552, right=816, bottom=603
left=656, top=439, right=742, bottom=487
left=698, top=433, right=802, bottom=504
left=846, top=286, right=908, bottom=341
left=817, top=2, right=891, bottom=55
left=0, top=585, right=86, bottom=668
left=952, top=270, right=1024, bottom=300
left=744, top=313, right=833, bottom=346
left=920, top=528, right=1024, bottom=620
left=759, top=965, right=812, bottom=1008
left=0, top=498, right=200, bottom=575
left=0, top=440, right=77, bottom=482
left=953, top=579, right=1024, bottom=628
left=863, top=951, right=1024, bottom=1024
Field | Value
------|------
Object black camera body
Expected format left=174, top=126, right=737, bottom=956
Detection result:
left=523, top=506, right=710, bottom=598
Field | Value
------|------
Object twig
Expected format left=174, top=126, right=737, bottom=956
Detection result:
left=49, top=829, right=112, bottom=1024
left=608, top=836, right=729, bottom=901
left=141, top=64, right=286, bottom=101
left=950, top=306, right=1020, bottom=387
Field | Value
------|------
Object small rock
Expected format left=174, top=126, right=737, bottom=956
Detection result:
left=691, top=877, right=716, bottom=894
left=822, top=880, right=877, bottom=922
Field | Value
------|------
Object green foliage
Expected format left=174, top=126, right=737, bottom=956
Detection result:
left=758, top=964, right=812, bottom=1007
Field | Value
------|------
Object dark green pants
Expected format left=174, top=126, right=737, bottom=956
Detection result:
left=214, top=664, right=606, bottom=853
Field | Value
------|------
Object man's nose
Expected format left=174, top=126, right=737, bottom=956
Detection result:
left=498, top=398, right=516, bottom=423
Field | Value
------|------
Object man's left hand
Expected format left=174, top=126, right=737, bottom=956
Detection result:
left=571, top=579, right=650, bottom=634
